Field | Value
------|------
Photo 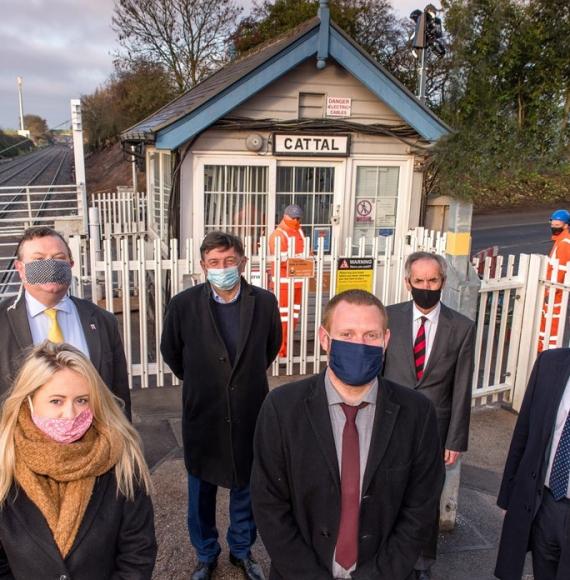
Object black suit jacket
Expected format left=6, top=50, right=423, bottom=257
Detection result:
left=160, top=278, right=281, bottom=488
left=495, top=349, right=570, bottom=580
left=0, top=471, right=156, bottom=579
left=251, top=371, right=444, bottom=580
left=0, top=294, right=131, bottom=420
left=383, top=301, right=475, bottom=451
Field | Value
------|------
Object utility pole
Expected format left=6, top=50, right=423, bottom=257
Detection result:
left=16, top=77, right=30, bottom=138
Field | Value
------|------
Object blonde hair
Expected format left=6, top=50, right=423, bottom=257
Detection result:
left=0, top=341, right=152, bottom=505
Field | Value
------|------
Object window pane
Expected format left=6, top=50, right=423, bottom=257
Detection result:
left=294, top=167, right=314, bottom=193
left=353, top=166, right=400, bottom=252
left=204, top=165, right=268, bottom=252
left=276, top=165, right=335, bottom=253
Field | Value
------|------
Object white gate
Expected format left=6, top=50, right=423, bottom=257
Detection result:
left=68, top=229, right=569, bottom=406
left=472, top=253, right=570, bottom=409
left=70, top=229, right=445, bottom=387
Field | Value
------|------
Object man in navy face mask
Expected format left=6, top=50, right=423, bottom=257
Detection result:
left=161, top=231, right=281, bottom=580
left=383, top=251, right=475, bottom=580
left=251, top=289, right=444, bottom=580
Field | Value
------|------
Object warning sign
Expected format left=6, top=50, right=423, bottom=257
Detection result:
left=286, top=258, right=315, bottom=278
left=336, top=258, right=374, bottom=294
left=355, top=199, right=375, bottom=223
left=326, top=96, right=352, bottom=118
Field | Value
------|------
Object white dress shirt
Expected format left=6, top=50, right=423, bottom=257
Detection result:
left=412, top=301, right=441, bottom=367
left=25, top=292, right=90, bottom=356
left=545, top=374, right=570, bottom=499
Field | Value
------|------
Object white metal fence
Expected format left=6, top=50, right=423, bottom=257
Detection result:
left=91, top=191, right=147, bottom=237
left=69, top=229, right=445, bottom=388
left=473, top=253, right=570, bottom=410
left=0, top=185, right=83, bottom=235
left=64, top=230, right=569, bottom=406
left=2, top=208, right=567, bottom=407
left=0, top=184, right=84, bottom=300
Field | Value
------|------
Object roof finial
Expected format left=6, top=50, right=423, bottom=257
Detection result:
left=316, top=0, right=330, bottom=69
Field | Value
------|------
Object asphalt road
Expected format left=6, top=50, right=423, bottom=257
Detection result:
left=471, top=206, right=557, bottom=257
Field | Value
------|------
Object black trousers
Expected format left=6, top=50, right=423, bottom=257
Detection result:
left=530, top=487, right=570, bottom=580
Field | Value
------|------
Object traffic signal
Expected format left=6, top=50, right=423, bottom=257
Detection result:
left=409, top=4, right=446, bottom=57
left=410, top=9, right=426, bottom=50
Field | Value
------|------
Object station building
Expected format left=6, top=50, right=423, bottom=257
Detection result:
left=121, top=5, right=450, bottom=260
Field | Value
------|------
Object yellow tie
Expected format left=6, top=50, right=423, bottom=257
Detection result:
left=45, top=308, right=64, bottom=343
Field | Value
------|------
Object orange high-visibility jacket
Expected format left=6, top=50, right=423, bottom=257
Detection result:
left=269, top=220, right=306, bottom=277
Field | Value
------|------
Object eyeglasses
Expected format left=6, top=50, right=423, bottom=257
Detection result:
left=204, top=257, right=241, bottom=268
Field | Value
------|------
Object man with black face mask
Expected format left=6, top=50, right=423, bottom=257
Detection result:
left=0, top=226, right=131, bottom=418
left=383, top=251, right=475, bottom=580
left=251, top=289, right=444, bottom=579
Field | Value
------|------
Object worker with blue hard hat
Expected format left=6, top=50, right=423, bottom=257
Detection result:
left=538, top=209, right=570, bottom=351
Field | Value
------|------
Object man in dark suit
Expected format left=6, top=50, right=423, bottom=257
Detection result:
left=496, top=349, right=570, bottom=580
left=0, top=226, right=131, bottom=418
left=161, top=232, right=281, bottom=580
left=251, top=289, right=444, bottom=579
left=383, top=251, right=475, bottom=579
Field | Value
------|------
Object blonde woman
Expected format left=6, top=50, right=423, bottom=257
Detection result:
left=0, top=341, right=156, bottom=579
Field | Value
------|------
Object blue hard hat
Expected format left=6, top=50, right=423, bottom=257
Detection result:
left=550, top=209, right=570, bottom=223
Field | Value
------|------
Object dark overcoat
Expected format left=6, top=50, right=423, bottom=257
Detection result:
left=0, top=471, right=156, bottom=579
left=160, top=278, right=281, bottom=488
left=251, top=371, right=445, bottom=580
left=0, top=294, right=131, bottom=419
left=383, top=301, right=475, bottom=452
left=495, top=348, right=570, bottom=580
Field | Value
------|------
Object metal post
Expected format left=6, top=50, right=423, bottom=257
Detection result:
left=70, top=99, right=88, bottom=234
left=416, top=47, right=427, bottom=101
left=131, top=145, right=137, bottom=193
left=88, top=206, right=102, bottom=302
left=17, top=77, right=25, bottom=132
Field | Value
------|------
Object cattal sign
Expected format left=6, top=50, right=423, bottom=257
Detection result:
left=273, top=134, right=350, bottom=157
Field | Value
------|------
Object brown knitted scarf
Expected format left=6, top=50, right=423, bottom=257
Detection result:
left=14, top=405, right=123, bottom=557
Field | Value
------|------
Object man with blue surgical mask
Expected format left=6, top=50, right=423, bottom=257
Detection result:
left=0, top=226, right=131, bottom=418
left=251, top=289, right=444, bottom=580
left=161, top=231, right=281, bottom=580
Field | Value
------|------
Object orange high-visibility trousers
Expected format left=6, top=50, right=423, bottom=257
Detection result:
left=275, top=281, right=302, bottom=358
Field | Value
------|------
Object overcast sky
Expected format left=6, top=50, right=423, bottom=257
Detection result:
left=0, top=0, right=426, bottom=131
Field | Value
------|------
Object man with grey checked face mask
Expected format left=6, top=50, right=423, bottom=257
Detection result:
left=0, top=226, right=131, bottom=418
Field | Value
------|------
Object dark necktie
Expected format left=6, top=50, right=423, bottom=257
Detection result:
left=335, top=402, right=368, bottom=570
left=414, top=316, right=427, bottom=381
left=549, top=411, right=570, bottom=501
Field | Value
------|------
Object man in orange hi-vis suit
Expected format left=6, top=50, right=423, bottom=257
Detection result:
left=538, top=209, right=570, bottom=351
left=269, top=204, right=306, bottom=358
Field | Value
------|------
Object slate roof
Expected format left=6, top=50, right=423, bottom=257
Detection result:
left=121, top=14, right=450, bottom=145
left=121, top=18, right=321, bottom=142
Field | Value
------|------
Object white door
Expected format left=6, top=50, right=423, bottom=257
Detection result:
left=348, top=160, right=412, bottom=252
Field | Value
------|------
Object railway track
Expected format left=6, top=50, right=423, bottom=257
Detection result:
left=0, top=145, right=77, bottom=298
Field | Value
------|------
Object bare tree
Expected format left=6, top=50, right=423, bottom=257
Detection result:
left=112, top=0, right=243, bottom=92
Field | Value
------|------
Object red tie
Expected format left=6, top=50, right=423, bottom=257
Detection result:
left=335, top=402, right=368, bottom=570
left=414, top=316, right=427, bottom=381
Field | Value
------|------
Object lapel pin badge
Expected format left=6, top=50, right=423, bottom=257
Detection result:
left=90, top=323, right=97, bottom=331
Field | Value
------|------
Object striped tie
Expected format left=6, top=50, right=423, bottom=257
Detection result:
left=414, top=316, right=427, bottom=381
